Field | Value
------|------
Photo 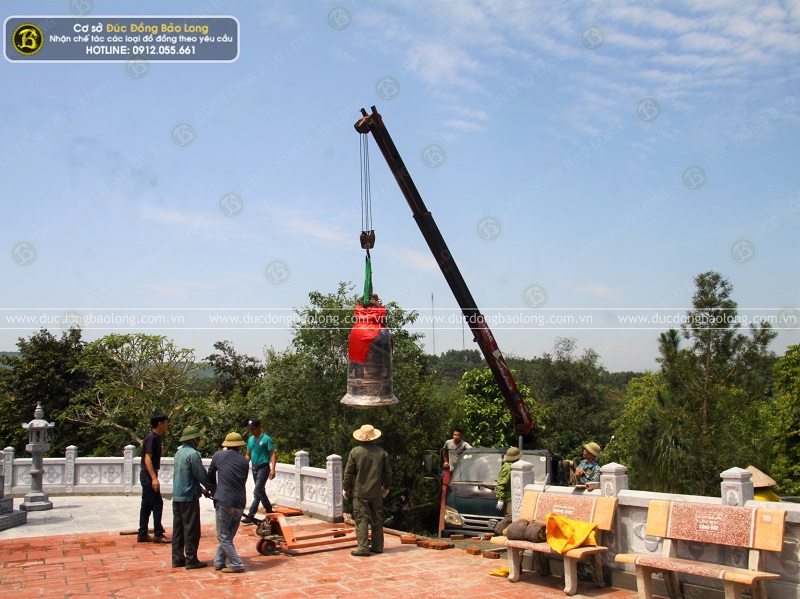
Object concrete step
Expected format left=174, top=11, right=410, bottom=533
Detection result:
left=0, top=510, right=27, bottom=532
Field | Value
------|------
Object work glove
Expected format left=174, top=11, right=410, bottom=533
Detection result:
left=342, top=490, right=348, bottom=500
left=496, top=501, right=504, bottom=511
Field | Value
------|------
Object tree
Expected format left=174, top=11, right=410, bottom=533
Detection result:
left=66, top=333, right=202, bottom=452
left=204, top=340, right=265, bottom=396
left=604, top=371, right=664, bottom=488
left=0, top=327, right=90, bottom=454
left=634, top=272, right=777, bottom=494
left=248, top=283, right=446, bottom=520
left=428, top=349, right=484, bottom=380
left=516, top=337, right=618, bottom=460
left=450, top=367, right=543, bottom=449
left=771, top=345, right=800, bottom=495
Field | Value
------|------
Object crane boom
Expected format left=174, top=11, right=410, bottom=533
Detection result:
left=355, top=106, right=536, bottom=446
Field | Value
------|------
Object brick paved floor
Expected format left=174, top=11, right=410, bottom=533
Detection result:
left=0, top=517, right=640, bottom=599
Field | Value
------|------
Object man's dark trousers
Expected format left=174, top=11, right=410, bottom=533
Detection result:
left=172, top=499, right=201, bottom=566
left=138, top=470, right=164, bottom=537
left=247, top=465, right=273, bottom=517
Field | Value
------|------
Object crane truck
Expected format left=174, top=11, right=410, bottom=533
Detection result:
left=354, top=107, right=566, bottom=536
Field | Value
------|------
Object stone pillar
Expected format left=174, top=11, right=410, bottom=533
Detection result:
left=294, top=450, right=309, bottom=505
left=65, top=446, right=77, bottom=494
left=0, top=446, right=26, bottom=530
left=326, top=454, right=343, bottom=523
left=123, top=445, right=135, bottom=494
left=2, top=448, right=13, bottom=497
left=21, top=402, right=55, bottom=511
left=721, top=466, right=753, bottom=506
left=510, top=459, right=535, bottom=520
left=600, top=462, right=628, bottom=498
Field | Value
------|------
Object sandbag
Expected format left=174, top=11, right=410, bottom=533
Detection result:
left=494, top=514, right=513, bottom=536
left=545, top=513, right=597, bottom=554
left=505, top=519, right=530, bottom=540
left=525, top=521, right=547, bottom=543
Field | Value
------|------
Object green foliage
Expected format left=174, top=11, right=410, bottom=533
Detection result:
left=632, top=272, right=777, bottom=495
left=428, top=349, right=484, bottom=380
left=0, top=327, right=91, bottom=454
left=451, top=368, right=519, bottom=448
left=203, top=340, right=264, bottom=396
left=604, top=371, right=664, bottom=488
left=0, top=388, right=27, bottom=451
left=771, top=345, right=800, bottom=495
left=66, top=333, right=205, bottom=454
left=248, top=283, right=447, bottom=513
left=514, top=338, right=620, bottom=460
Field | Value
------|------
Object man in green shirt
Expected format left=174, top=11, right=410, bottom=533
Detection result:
left=495, top=447, right=521, bottom=516
left=241, top=417, right=277, bottom=524
left=171, top=426, right=213, bottom=570
left=343, top=424, right=392, bottom=557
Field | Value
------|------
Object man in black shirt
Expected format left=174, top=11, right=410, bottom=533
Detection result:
left=138, top=413, right=170, bottom=543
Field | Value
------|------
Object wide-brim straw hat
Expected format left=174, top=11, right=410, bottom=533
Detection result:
left=179, top=426, right=202, bottom=442
left=584, top=442, right=602, bottom=457
left=746, top=466, right=776, bottom=488
left=353, top=424, right=381, bottom=441
left=222, top=432, right=245, bottom=447
left=504, top=447, right=522, bottom=462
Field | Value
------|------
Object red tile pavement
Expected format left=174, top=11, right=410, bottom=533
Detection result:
left=0, top=517, right=640, bottom=599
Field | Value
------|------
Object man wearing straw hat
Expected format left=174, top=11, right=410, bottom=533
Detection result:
left=746, top=465, right=782, bottom=502
left=574, top=442, right=602, bottom=485
left=343, top=424, right=392, bottom=557
left=208, top=432, right=250, bottom=573
left=171, top=426, right=213, bottom=570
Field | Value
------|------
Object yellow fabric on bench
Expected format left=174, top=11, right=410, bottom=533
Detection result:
left=545, top=513, right=597, bottom=554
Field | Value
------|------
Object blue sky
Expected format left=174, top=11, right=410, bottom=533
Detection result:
left=2, top=0, right=799, bottom=372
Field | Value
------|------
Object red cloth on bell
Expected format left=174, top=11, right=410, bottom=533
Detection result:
left=348, top=304, right=387, bottom=364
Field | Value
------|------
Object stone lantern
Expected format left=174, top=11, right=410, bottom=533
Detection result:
left=20, top=402, right=54, bottom=511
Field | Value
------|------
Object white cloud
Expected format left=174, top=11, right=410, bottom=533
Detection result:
left=406, top=39, right=484, bottom=90
left=258, top=2, right=299, bottom=30
left=277, top=215, right=348, bottom=243
left=563, top=282, right=624, bottom=300
left=445, top=119, right=486, bottom=133
left=388, top=247, right=439, bottom=273
left=137, top=206, right=228, bottom=238
left=141, top=279, right=220, bottom=298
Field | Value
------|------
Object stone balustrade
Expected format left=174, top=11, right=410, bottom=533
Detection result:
left=3, top=444, right=798, bottom=595
left=510, top=460, right=800, bottom=599
left=1, top=445, right=344, bottom=523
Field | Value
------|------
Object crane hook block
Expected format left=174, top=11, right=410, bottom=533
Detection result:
left=360, top=230, right=375, bottom=249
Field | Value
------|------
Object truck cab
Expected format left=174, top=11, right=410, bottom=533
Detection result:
left=441, top=447, right=563, bottom=537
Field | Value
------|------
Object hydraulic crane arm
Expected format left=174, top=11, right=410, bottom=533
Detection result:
left=355, top=106, right=536, bottom=446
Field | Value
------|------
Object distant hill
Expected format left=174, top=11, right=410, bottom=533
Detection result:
left=0, top=351, right=20, bottom=368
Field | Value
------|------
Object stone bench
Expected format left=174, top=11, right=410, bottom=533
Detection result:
left=504, top=491, right=618, bottom=595
left=615, top=499, right=786, bottom=599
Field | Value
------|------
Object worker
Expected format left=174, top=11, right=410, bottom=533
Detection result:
left=496, top=447, right=521, bottom=515
left=441, top=428, right=472, bottom=472
left=746, top=466, right=781, bottom=502
left=343, top=424, right=392, bottom=557
left=573, top=442, right=602, bottom=485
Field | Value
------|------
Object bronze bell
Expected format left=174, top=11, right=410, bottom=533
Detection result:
left=341, top=299, right=398, bottom=408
